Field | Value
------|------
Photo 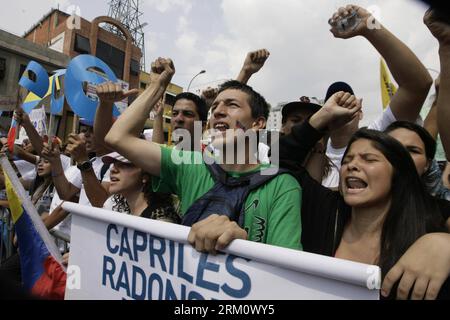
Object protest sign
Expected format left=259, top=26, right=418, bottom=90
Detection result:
left=63, top=202, right=381, bottom=300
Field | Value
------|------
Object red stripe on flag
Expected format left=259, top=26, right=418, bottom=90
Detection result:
left=31, top=255, right=67, bottom=300
left=7, top=125, right=16, bottom=153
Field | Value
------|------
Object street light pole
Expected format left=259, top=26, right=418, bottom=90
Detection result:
left=187, top=70, right=206, bottom=92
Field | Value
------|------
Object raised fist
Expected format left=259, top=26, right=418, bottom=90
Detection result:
left=13, top=108, right=31, bottom=126
left=150, top=57, right=176, bottom=88
left=242, top=49, right=270, bottom=75
left=329, top=5, right=378, bottom=39
left=66, top=133, right=89, bottom=163
left=424, top=9, right=450, bottom=46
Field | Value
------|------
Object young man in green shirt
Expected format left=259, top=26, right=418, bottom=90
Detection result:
left=105, top=58, right=302, bottom=253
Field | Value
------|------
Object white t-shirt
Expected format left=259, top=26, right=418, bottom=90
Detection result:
left=14, top=160, right=36, bottom=182
left=14, top=155, right=72, bottom=182
left=49, top=157, right=111, bottom=235
left=48, top=166, right=80, bottom=235
left=102, top=195, right=130, bottom=213
left=102, top=196, right=115, bottom=211
left=321, top=106, right=397, bottom=189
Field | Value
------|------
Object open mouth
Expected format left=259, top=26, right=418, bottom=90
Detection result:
left=110, top=177, right=120, bottom=183
left=345, top=177, right=368, bottom=193
left=213, top=122, right=230, bottom=132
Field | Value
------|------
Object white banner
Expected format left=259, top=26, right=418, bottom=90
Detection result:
left=63, top=202, right=381, bottom=300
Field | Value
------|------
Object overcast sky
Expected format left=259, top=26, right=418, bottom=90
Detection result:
left=0, top=0, right=440, bottom=124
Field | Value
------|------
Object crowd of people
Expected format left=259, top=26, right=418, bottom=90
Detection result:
left=0, top=4, right=450, bottom=300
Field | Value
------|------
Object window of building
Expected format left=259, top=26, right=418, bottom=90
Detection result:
left=74, top=34, right=91, bottom=54
left=96, top=40, right=124, bottom=79
left=0, top=58, right=6, bottom=80
left=165, top=93, right=176, bottom=107
left=130, top=59, right=140, bottom=76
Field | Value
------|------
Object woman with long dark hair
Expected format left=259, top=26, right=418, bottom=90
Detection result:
left=340, top=130, right=445, bottom=272
left=29, top=157, right=55, bottom=217
left=279, top=93, right=450, bottom=299
left=288, top=128, right=448, bottom=299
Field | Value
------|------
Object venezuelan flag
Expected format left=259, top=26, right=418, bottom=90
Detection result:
left=3, top=163, right=66, bottom=299
left=6, top=119, right=17, bottom=153
left=22, top=91, right=42, bottom=114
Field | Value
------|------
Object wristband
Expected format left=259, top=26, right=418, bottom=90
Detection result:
left=77, top=160, right=93, bottom=172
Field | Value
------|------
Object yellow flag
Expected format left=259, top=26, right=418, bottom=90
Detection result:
left=380, top=58, right=397, bottom=110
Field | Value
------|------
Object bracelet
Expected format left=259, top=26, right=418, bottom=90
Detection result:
left=77, top=160, right=93, bottom=172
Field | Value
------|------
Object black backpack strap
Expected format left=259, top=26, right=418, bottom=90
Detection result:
left=235, top=167, right=290, bottom=226
left=182, top=160, right=291, bottom=227
left=100, top=163, right=110, bottom=182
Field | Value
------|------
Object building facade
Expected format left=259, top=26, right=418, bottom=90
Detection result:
left=23, top=9, right=142, bottom=90
left=0, top=29, right=69, bottom=135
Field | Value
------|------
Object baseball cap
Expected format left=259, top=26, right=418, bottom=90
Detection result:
left=325, top=82, right=355, bottom=102
left=282, top=96, right=322, bottom=119
left=102, top=152, right=132, bottom=165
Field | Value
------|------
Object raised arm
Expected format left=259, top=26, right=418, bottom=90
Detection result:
left=424, top=10, right=450, bottom=160
left=14, top=145, right=38, bottom=165
left=66, top=133, right=109, bottom=208
left=280, top=92, right=362, bottom=164
left=330, top=5, right=432, bottom=121
left=13, top=108, right=44, bottom=155
left=94, top=82, right=139, bottom=156
left=424, top=94, right=439, bottom=140
left=200, top=87, right=218, bottom=110
left=236, top=49, right=270, bottom=84
left=151, top=99, right=166, bottom=145
left=105, top=58, right=175, bottom=177
left=41, top=142, right=79, bottom=201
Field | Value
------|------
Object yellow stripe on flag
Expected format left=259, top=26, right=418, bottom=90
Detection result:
left=23, top=75, right=58, bottom=104
left=4, top=170, right=24, bottom=223
left=24, top=91, right=42, bottom=104
left=380, top=59, right=397, bottom=110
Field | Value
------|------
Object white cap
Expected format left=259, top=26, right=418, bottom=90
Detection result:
left=102, top=152, right=132, bottom=165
